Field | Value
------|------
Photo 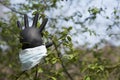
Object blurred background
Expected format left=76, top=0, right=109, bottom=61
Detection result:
left=0, top=0, right=120, bottom=80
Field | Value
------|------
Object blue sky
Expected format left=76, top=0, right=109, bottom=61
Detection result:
left=48, top=0, right=120, bottom=47
left=10, top=0, right=120, bottom=48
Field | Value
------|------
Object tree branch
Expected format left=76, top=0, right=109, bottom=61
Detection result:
left=52, top=40, right=73, bottom=80
left=34, top=64, right=39, bottom=80
left=0, top=1, right=25, bottom=15
left=105, top=63, right=120, bottom=72
left=15, top=71, right=26, bottom=80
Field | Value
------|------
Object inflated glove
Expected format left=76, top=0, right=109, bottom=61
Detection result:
left=17, top=13, right=52, bottom=71
left=17, top=13, right=52, bottom=49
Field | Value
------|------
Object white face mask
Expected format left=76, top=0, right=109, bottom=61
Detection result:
left=19, top=45, right=47, bottom=71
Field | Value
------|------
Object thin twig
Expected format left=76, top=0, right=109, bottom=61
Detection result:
left=52, top=40, right=73, bottom=80
left=105, top=63, right=120, bottom=71
left=34, top=64, right=39, bottom=80
left=0, top=1, right=25, bottom=15
left=0, top=1, right=32, bottom=19
left=15, top=71, right=26, bottom=80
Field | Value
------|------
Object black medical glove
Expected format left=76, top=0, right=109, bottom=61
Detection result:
left=17, top=13, right=52, bottom=49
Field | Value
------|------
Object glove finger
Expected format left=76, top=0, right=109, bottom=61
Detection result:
left=32, top=13, right=39, bottom=27
left=39, top=18, right=48, bottom=33
left=17, top=21, right=22, bottom=29
left=24, top=14, right=29, bottom=28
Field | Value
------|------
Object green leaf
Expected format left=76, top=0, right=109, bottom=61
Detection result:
left=67, top=36, right=72, bottom=41
left=85, top=76, right=91, bottom=80
left=50, top=77, right=57, bottom=80
left=51, top=58, right=58, bottom=64
left=38, top=68, right=43, bottom=73
left=88, top=7, right=100, bottom=15
left=99, top=65, right=104, bottom=71
left=68, top=26, right=73, bottom=31
left=64, top=54, right=74, bottom=60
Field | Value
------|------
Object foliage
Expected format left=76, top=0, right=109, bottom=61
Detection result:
left=0, top=0, right=120, bottom=80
